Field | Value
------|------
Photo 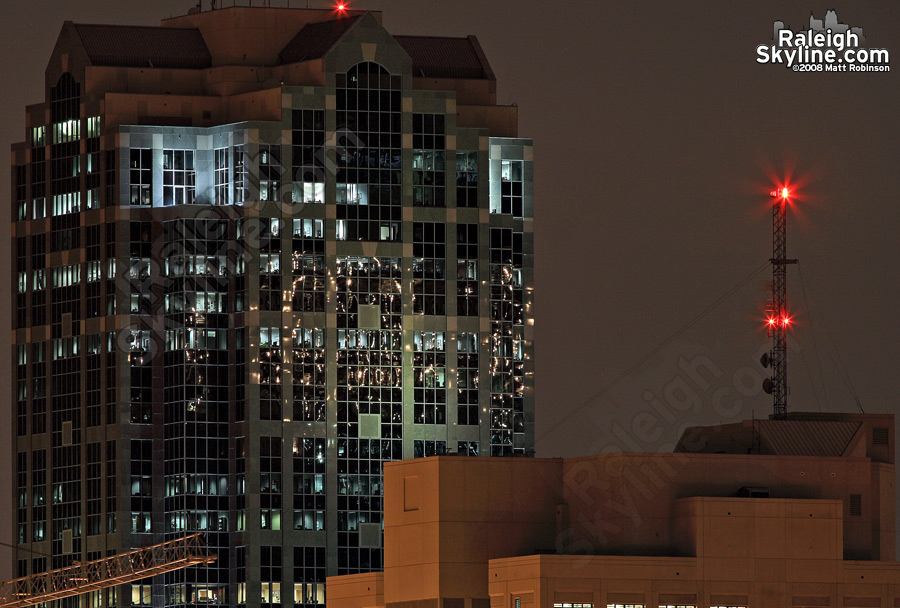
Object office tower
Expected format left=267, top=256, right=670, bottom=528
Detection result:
left=10, top=6, right=533, bottom=607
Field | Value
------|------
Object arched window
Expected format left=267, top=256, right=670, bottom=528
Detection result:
left=334, top=62, right=402, bottom=242
left=50, top=73, right=80, bottom=123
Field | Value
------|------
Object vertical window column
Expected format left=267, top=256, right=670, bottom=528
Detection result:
left=456, top=223, right=478, bottom=316
left=412, top=222, right=446, bottom=315
left=413, top=331, right=446, bottom=424
left=455, top=151, right=478, bottom=207
left=129, top=149, right=152, bottom=206
left=260, top=437, right=282, bottom=530
left=456, top=332, right=479, bottom=426
left=214, top=147, right=228, bottom=205
left=412, top=114, right=446, bottom=207
left=291, top=110, right=325, bottom=204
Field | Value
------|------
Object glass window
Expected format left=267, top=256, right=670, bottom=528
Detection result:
left=162, top=150, right=195, bottom=205
left=214, top=148, right=229, bottom=205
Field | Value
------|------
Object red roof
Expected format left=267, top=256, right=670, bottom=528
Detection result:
left=72, top=23, right=212, bottom=69
left=395, top=35, right=494, bottom=80
left=278, top=16, right=360, bottom=64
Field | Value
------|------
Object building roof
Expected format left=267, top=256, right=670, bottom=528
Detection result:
left=756, top=419, right=861, bottom=456
left=68, top=18, right=494, bottom=80
left=394, top=35, right=494, bottom=79
left=72, top=23, right=212, bottom=69
left=278, top=16, right=360, bottom=64
left=675, top=417, right=863, bottom=457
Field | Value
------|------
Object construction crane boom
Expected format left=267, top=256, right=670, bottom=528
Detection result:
left=0, top=534, right=216, bottom=608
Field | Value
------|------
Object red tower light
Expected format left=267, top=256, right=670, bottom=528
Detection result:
left=770, top=187, right=791, bottom=199
left=336, top=2, right=347, bottom=11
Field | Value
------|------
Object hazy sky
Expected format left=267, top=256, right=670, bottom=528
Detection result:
left=2, top=0, right=899, bottom=569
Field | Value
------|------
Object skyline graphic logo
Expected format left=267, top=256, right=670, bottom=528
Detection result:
left=756, top=10, right=890, bottom=72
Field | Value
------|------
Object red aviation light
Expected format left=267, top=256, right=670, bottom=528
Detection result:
left=335, top=2, right=347, bottom=11
left=770, top=187, right=791, bottom=200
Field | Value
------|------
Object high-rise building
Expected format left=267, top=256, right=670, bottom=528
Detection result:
left=9, top=6, right=533, bottom=607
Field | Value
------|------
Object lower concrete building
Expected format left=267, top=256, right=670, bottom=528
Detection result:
left=328, top=413, right=900, bottom=607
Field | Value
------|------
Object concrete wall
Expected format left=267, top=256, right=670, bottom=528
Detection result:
left=327, top=572, right=384, bottom=608
left=382, top=457, right=564, bottom=604
left=490, top=499, right=897, bottom=607
left=560, top=451, right=888, bottom=560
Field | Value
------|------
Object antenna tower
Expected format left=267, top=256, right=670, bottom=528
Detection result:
left=761, top=187, right=798, bottom=419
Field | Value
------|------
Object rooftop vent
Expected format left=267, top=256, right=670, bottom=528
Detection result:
left=737, top=486, right=770, bottom=498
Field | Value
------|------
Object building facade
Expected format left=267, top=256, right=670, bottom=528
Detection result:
left=10, top=7, right=534, bottom=608
left=329, top=414, right=899, bottom=608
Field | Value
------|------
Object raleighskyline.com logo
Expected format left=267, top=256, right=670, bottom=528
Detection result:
left=756, top=10, right=890, bottom=72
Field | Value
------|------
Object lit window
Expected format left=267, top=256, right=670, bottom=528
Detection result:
left=130, top=149, right=152, bottom=206
left=52, top=119, right=80, bottom=144
left=234, top=144, right=247, bottom=204
left=131, top=584, right=151, bottom=606
left=87, top=116, right=101, bottom=138
left=214, top=147, right=229, bottom=205
left=259, top=144, right=281, bottom=202
left=31, top=126, right=46, bottom=148
left=495, top=159, right=524, bottom=216
left=162, top=149, right=195, bottom=205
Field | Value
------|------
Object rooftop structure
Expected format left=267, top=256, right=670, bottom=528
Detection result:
left=329, top=413, right=899, bottom=607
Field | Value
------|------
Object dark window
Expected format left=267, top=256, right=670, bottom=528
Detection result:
left=850, top=493, right=862, bottom=516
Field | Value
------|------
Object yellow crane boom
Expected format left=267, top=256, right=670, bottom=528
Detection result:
left=0, top=533, right=216, bottom=608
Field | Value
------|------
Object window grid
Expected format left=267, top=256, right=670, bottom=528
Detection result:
left=259, top=327, right=283, bottom=420
left=162, top=150, right=195, bottom=206
left=259, top=144, right=281, bottom=203
left=413, top=440, right=446, bottom=458
left=457, top=223, right=478, bottom=316
left=498, top=159, right=524, bottom=216
left=335, top=255, right=401, bottom=575
left=413, top=331, right=446, bottom=424
left=457, top=332, right=479, bottom=425
left=292, top=109, right=325, bottom=204
left=161, top=218, right=230, bottom=601
left=456, top=150, right=478, bottom=207
left=293, top=438, right=326, bottom=531
left=214, top=147, right=228, bottom=205
left=233, top=144, right=246, bottom=204
left=489, top=228, right=525, bottom=456
left=335, top=62, right=402, bottom=242
left=413, top=113, right=446, bottom=207
left=413, top=222, right=446, bottom=315
left=457, top=441, right=479, bottom=456
left=291, top=218, right=325, bottom=312
left=129, top=149, right=151, bottom=206
left=292, top=329, right=326, bottom=422
left=260, top=437, right=282, bottom=531
left=293, top=546, right=326, bottom=607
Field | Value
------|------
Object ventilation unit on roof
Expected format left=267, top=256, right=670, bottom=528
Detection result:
left=737, top=486, right=770, bottom=498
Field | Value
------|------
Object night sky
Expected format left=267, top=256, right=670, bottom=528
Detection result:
left=2, top=0, right=899, bottom=570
